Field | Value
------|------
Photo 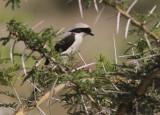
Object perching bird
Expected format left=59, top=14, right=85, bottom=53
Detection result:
left=44, top=23, right=94, bottom=65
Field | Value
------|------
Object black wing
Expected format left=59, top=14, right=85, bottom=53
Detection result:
left=54, top=33, right=75, bottom=52
left=43, top=33, right=75, bottom=66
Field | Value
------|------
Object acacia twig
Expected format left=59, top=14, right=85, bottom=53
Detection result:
left=102, top=1, right=159, bottom=40
left=116, top=68, right=160, bottom=115
left=126, top=0, right=138, bottom=13
left=14, top=83, right=67, bottom=115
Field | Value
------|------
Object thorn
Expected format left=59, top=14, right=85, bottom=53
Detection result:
left=127, top=0, right=138, bottom=13
left=93, top=6, right=105, bottom=25
left=77, top=50, right=86, bottom=65
left=72, top=62, right=96, bottom=72
left=144, top=33, right=152, bottom=50
left=149, top=5, right=157, bottom=15
left=10, top=40, right=16, bottom=63
left=56, top=27, right=65, bottom=35
left=112, top=34, right=118, bottom=64
left=21, top=48, right=27, bottom=76
left=116, top=12, right=121, bottom=34
left=125, top=18, right=131, bottom=39
left=13, top=87, right=22, bottom=105
left=78, top=0, right=84, bottom=18
left=36, top=106, right=46, bottom=115
left=93, top=0, right=99, bottom=13
left=32, top=20, right=45, bottom=30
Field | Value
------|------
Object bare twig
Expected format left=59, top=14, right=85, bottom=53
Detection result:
left=102, top=1, right=159, bottom=40
left=125, top=18, right=131, bottom=39
left=116, top=12, right=121, bottom=34
left=78, top=0, right=84, bottom=18
left=126, top=0, right=138, bottom=13
left=10, top=40, right=16, bottom=63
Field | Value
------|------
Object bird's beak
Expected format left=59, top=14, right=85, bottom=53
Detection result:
left=88, top=32, right=94, bottom=36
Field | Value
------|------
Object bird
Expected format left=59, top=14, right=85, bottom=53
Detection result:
left=44, top=23, right=94, bottom=66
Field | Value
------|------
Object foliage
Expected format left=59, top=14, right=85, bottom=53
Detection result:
left=5, top=0, right=21, bottom=10
left=0, top=0, right=160, bottom=115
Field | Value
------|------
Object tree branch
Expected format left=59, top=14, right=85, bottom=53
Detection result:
left=14, top=83, right=66, bottom=115
left=116, top=68, right=160, bottom=115
left=102, top=0, right=159, bottom=41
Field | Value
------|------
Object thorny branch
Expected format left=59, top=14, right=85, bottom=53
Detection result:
left=102, top=0, right=159, bottom=41
left=116, top=68, right=160, bottom=115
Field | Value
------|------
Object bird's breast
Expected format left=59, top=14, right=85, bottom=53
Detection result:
left=62, top=34, right=83, bottom=55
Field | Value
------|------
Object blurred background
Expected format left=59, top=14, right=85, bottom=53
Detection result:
left=0, top=0, right=159, bottom=114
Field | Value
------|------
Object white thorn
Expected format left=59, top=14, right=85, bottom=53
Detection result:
left=10, top=40, right=16, bottom=63
left=93, top=0, right=99, bottom=13
left=93, top=6, right=105, bottom=25
left=125, top=18, right=131, bottom=39
left=113, top=34, right=117, bottom=64
left=21, top=48, right=27, bottom=76
left=78, top=0, right=84, bottom=18
left=32, top=20, right=45, bottom=30
left=144, top=33, right=152, bottom=50
left=149, top=5, right=157, bottom=15
left=127, top=0, right=138, bottom=13
left=13, top=87, right=22, bottom=105
left=116, top=12, right=121, bottom=34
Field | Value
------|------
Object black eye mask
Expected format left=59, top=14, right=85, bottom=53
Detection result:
left=69, top=28, right=92, bottom=34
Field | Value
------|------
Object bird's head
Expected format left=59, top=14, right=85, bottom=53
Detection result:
left=68, top=23, right=94, bottom=37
